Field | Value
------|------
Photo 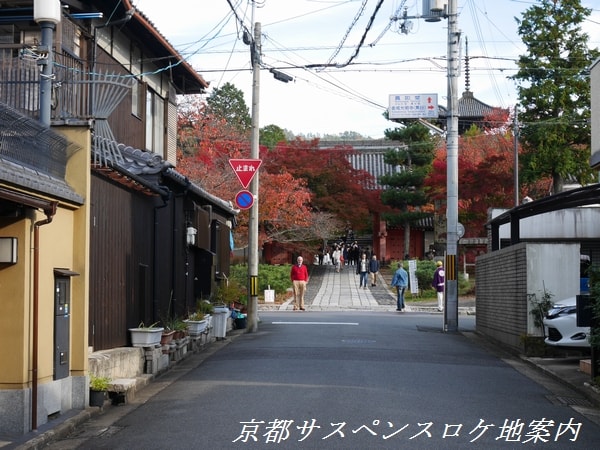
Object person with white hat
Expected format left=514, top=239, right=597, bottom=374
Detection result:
left=432, top=260, right=445, bottom=312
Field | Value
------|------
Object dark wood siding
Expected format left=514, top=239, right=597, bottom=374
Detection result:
left=89, top=173, right=155, bottom=350
left=89, top=172, right=230, bottom=350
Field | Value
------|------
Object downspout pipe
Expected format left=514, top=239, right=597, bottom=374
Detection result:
left=31, top=201, right=57, bottom=430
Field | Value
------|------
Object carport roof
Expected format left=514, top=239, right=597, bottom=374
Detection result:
left=486, top=183, right=600, bottom=250
left=487, top=184, right=600, bottom=227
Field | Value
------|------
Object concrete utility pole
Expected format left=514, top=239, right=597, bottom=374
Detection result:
left=513, top=105, right=520, bottom=207
left=444, top=0, right=460, bottom=332
left=246, top=21, right=261, bottom=333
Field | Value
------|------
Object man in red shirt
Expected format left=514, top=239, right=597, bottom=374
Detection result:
left=290, top=256, right=309, bottom=311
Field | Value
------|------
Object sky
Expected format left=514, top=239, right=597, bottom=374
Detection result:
left=133, top=0, right=600, bottom=139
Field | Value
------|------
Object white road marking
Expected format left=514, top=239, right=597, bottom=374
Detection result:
left=271, top=322, right=359, bottom=325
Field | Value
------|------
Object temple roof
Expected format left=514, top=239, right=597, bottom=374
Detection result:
left=438, top=90, right=498, bottom=119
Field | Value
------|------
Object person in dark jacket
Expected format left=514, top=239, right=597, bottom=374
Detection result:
left=369, top=254, right=380, bottom=286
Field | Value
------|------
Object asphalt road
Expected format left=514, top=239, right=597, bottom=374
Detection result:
left=44, top=310, right=600, bottom=449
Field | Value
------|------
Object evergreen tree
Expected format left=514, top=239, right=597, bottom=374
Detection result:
left=260, top=124, right=287, bottom=150
left=380, top=123, right=437, bottom=255
left=512, top=0, right=599, bottom=194
left=206, top=82, right=251, bottom=135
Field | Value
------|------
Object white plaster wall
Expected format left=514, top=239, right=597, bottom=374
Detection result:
left=491, top=207, right=600, bottom=239
left=525, top=243, right=580, bottom=335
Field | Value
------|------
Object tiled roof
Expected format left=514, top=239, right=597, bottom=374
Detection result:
left=438, top=90, right=499, bottom=118
left=319, top=140, right=407, bottom=189
left=91, top=136, right=237, bottom=215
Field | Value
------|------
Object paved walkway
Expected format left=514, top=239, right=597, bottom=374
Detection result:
left=272, top=264, right=475, bottom=313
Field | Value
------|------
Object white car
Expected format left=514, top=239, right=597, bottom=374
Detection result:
left=543, top=297, right=590, bottom=348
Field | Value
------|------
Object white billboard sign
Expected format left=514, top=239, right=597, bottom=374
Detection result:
left=388, top=93, right=439, bottom=119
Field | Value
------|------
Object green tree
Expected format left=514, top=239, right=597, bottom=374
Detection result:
left=512, top=0, right=599, bottom=194
left=379, top=123, right=438, bottom=255
left=260, top=124, right=287, bottom=149
left=206, top=82, right=251, bottom=135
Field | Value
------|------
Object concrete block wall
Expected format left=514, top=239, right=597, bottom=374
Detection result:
left=476, top=243, right=529, bottom=350
left=476, top=242, right=581, bottom=352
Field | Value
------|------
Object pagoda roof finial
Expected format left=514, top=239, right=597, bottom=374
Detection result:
left=464, top=36, right=471, bottom=93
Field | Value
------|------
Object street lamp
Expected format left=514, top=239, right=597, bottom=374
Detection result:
left=34, top=0, right=61, bottom=127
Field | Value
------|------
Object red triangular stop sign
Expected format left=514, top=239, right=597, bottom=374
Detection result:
left=229, top=159, right=262, bottom=189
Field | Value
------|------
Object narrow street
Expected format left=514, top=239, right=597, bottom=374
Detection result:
left=36, top=264, right=600, bottom=450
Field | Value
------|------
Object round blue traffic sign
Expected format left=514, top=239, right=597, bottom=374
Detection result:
left=235, top=190, right=254, bottom=209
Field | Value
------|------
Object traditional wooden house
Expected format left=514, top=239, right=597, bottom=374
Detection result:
left=0, top=0, right=236, bottom=435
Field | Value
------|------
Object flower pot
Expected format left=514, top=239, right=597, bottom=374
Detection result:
left=161, top=330, right=175, bottom=345
left=89, top=389, right=106, bottom=408
left=173, top=330, right=187, bottom=340
left=129, top=327, right=164, bottom=347
left=184, top=319, right=208, bottom=336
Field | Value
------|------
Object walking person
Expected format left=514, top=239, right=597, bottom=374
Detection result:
left=391, top=261, right=408, bottom=312
left=332, top=246, right=342, bottom=273
left=369, top=254, right=380, bottom=286
left=356, top=253, right=369, bottom=288
left=432, top=260, right=445, bottom=312
left=290, top=256, right=309, bottom=311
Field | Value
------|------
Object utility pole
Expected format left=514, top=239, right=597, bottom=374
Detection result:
left=246, top=20, right=261, bottom=333
left=444, top=0, right=460, bottom=332
left=513, top=105, right=520, bottom=207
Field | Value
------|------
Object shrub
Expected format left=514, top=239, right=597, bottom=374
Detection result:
left=89, top=374, right=111, bottom=391
left=229, top=264, right=292, bottom=299
left=589, top=267, right=600, bottom=349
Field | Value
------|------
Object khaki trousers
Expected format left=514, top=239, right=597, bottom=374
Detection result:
left=292, top=280, right=307, bottom=309
left=370, top=271, right=378, bottom=285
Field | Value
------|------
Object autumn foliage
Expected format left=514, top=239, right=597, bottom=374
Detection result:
left=177, top=98, right=312, bottom=248
left=425, top=124, right=551, bottom=236
left=262, top=138, right=379, bottom=234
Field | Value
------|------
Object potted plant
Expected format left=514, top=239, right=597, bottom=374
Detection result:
left=128, top=322, right=164, bottom=347
left=184, top=312, right=208, bottom=336
left=89, top=374, right=111, bottom=408
left=159, top=316, right=178, bottom=345
left=169, top=317, right=188, bottom=340
left=197, top=300, right=214, bottom=316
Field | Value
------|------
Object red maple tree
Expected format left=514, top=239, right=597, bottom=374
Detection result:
left=176, top=100, right=312, bottom=248
left=425, top=113, right=553, bottom=237
left=263, top=137, right=379, bottom=235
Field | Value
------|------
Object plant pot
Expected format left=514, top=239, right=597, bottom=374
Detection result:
left=161, top=330, right=175, bottom=345
left=173, top=330, right=187, bottom=340
left=184, top=319, right=208, bottom=336
left=129, top=327, right=164, bottom=347
left=89, top=389, right=106, bottom=408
